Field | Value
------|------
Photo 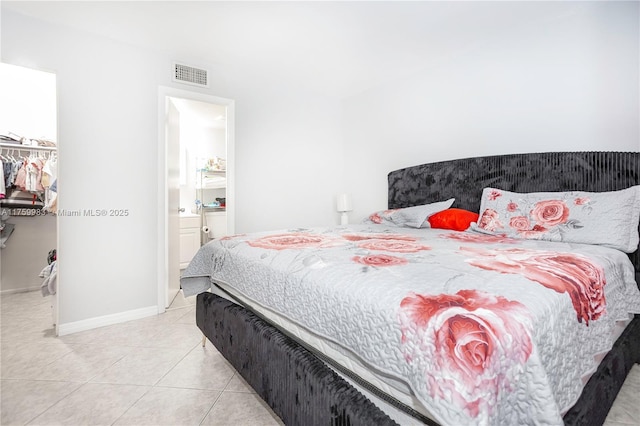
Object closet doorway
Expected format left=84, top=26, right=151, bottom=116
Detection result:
left=157, top=87, right=235, bottom=310
left=0, top=63, right=59, bottom=332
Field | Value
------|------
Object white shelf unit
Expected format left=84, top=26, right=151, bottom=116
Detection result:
left=196, top=168, right=226, bottom=245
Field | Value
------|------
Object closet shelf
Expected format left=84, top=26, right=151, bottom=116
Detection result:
left=0, top=142, right=57, bottom=152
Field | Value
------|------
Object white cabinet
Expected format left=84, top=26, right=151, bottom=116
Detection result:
left=179, top=214, right=201, bottom=269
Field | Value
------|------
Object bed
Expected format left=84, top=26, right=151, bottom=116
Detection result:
left=181, top=151, right=640, bottom=426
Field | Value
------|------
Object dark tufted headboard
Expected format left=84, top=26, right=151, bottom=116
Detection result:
left=388, top=151, right=640, bottom=279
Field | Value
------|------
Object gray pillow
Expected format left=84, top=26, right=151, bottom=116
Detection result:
left=364, top=198, right=455, bottom=228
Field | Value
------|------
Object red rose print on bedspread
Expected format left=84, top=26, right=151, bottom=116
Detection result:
left=248, top=232, right=335, bottom=250
left=440, top=232, right=516, bottom=244
left=357, top=238, right=431, bottom=253
left=462, top=247, right=606, bottom=325
left=352, top=254, right=408, bottom=267
left=342, top=233, right=418, bottom=242
left=399, top=290, right=533, bottom=419
left=220, top=234, right=245, bottom=241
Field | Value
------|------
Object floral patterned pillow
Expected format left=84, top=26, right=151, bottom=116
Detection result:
left=364, top=198, right=455, bottom=228
left=471, top=186, right=640, bottom=253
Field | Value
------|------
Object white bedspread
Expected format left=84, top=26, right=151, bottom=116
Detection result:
left=181, top=224, right=640, bottom=426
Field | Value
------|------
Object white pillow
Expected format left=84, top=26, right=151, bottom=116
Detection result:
left=471, top=186, right=640, bottom=253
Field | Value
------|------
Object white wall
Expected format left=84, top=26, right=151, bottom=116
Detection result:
left=342, top=1, right=640, bottom=221
left=233, top=86, right=344, bottom=232
left=2, top=11, right=165, bottom=327
left=1, top=9, right=343, bottom=330
left=0, top=63, right=57, bottom=140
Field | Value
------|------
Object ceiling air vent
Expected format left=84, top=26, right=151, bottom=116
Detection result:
left=173, top=62, right=209, bottom=87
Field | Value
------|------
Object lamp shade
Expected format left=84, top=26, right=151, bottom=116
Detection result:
left=336, top=193, right=352, bottom=212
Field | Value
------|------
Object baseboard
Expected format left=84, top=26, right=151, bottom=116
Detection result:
left=0, top=286, right=41, bottom=295
left=57, top=305, right=159, bottom=336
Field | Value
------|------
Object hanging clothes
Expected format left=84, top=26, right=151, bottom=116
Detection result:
left=40, top=260, right=57, bottom=296
left=13, top=158, right=27, bottom=190
left=7, top=160, right=20, bottom=189
left=25, top=157, right=44, bottom=192
left=41, top=155, right=57, bottom=187
left=0, top=159, right=5, bottom=199
left=41, top=155, right=57, bottom=210
left=1, top=155, right=20, bottom=192
left=1, top=146, right=57, bottom=213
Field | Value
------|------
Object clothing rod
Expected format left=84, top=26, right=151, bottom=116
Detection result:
left=0, top=142, right=57, bottom=152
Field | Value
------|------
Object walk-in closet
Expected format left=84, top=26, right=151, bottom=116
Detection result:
left=0, top=63, right=58, bottom=326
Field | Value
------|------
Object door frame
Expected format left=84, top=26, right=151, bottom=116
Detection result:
left=157, top=86, right=235, bottom=312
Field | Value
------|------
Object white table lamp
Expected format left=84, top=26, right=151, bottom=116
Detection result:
left=336, top=193, right=353, bottom=225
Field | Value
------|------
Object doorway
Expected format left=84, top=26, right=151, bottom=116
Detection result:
left=0, top=63, right=59, bottom=332
left=157, top=87, right=235, bottom=311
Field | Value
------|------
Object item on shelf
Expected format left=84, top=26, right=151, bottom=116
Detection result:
left=196, top=156, right=226, bottom=172
left=199, top=173, right=226, bottom=189
left=0, top=135, right=21, bottom=144
left=201, top=156, right=226, bottom=171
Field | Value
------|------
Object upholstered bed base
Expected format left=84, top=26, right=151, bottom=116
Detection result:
left=196, top=151, right=640, bottom=425
left=563, top=315, right=640, bottom=425
left=196, top=292, right=402, bottom=426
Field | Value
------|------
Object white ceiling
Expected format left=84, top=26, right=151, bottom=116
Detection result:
left=3, top=1, right=589, bottom=99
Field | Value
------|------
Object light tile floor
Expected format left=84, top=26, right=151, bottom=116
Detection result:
left=1, top=290, right=283, bottom=426
left=1, top=290, right=639, bottom=425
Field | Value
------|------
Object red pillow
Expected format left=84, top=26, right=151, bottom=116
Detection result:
left=428, top=208, right=479, bottom=231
